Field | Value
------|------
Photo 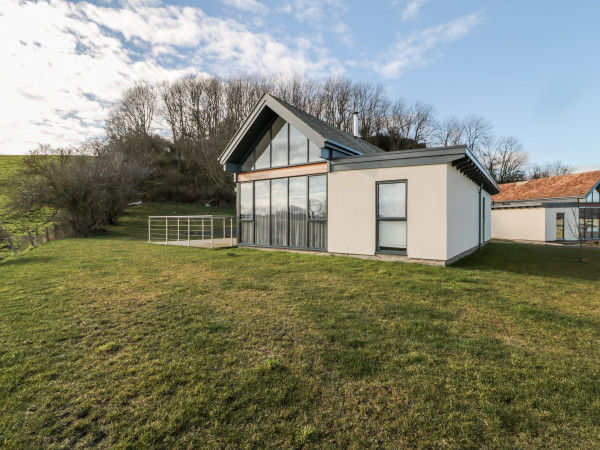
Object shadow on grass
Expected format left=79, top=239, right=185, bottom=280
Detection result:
left=453, top=242, right=600, bottom=282
left=0, top=255, right=57, bottom=267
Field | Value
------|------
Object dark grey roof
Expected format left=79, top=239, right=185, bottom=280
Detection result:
left=330, top=145, right=500, bottom=195
left=273, top=96, right=384, bottom=156
left=219, top=93, right=384, bottom=168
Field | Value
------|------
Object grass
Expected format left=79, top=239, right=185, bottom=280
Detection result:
left=1, top=202, right=600, bottom=447
left=0, top=155, right=54, bottom=236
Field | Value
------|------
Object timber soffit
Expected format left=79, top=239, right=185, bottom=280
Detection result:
left=218, top=93, right=384, bottom=167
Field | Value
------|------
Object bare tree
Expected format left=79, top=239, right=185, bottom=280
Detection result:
left=463, top=114, right=493, bottom=154
left=321, top=76, right=353, bottom=131
left=482, top=136, right=528, bottom=183
left=433, top=116, right=464, bottom=147
left=411, top=100, right=436, bottom=144
left=567, top=206, right=585, bottom=262
left=106, top=81, right=157, bottom=140
left=529, top=161, right=573, bottom=179
left=385, top=98, right=413, bottom=144
left=159, top=78, right=190, bottom=171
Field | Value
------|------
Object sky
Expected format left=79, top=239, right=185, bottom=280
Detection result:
left=1, top=0, right=599, bottom=171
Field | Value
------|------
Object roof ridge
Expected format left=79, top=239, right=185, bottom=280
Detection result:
left=268, top=94, right=385, bottom=155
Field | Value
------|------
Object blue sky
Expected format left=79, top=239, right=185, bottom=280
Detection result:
left=1, top=0, right=599, bottom=171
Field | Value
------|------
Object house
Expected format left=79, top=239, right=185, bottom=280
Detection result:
left=218, top=94, right=499, bottom=265
left=491, top=171, right=600, bottom=242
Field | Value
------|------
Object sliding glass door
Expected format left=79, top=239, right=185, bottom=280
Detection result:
left=289, top=177, right=307, bottom=248
left=271, top=178, right=288, bottom=246
left=238, top=175, right=326, bottom=250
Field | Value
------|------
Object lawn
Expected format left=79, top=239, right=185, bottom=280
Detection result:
left=1, top=202, right=600, bottom=447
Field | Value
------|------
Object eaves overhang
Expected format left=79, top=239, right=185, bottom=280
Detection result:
left=329, top=145, right=500, bottom=195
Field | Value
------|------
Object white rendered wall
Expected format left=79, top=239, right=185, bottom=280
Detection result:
left=446, top=166, right=491, bottom=259
left=491, top=207, right=547, bottom=241
left=328, top=164, right=449, bottom=261
left=545, top=206, right=579, bottom=241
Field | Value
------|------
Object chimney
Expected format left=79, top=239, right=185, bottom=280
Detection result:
left=353, top=111, right=359, bottom=138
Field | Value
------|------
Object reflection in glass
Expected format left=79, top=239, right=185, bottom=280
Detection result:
left=308, top=222, right=326, bottom=249
left=378, top=183, right=406, bottom=218
left=289, top=177, right=307, bottom=247
left=254, top=180, right=270, bottom=245
left=378, top=221, right=406, bottom=250
left=271, top=118, right=288, bottom=167
left=254, top=131, right=270, bottom=170
left=289, top=125, right=307, bottom=164
left=308, top=176, right=326, bottom=220
left=239, top=182, right=254, bottom=244
left=309, top=140, right=321, bottom=162
left=242, top=150, right=254, bottom=171
left=271, top=178, right=288, bottom=246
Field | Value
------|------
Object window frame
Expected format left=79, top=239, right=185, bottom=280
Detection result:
left=240, top=118, right=323, bottom=172
left=556, top=212, right=565, bottom=241
left=375, top=179, right=408, bottom=255
left=238, top=181, right=255, bottom=244
left=236, top=174, right=327, bottom=251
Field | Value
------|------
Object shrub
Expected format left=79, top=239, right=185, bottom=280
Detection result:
left=12, top=142, right=150, bottom=236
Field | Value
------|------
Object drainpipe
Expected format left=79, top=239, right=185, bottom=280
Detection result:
left=478, top=185, right=482, bottom=249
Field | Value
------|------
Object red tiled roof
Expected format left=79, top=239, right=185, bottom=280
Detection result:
left=492, top=171, right=600, bottom=202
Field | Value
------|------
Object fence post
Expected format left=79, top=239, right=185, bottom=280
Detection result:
left=230, top=217, right=233, bottom=247
left=27, top=231, right=36, bottom=247
left=177, top=217, right=180, bottom=243
left=148, top=217, right=151, bottom=243
left=45, top=227, right=50, bottom=243
left=165, top=218, right=168, bottom=244
left=202, top=218, right=205, bottom=242
left=211, top=216, right=214, bottom=248
left=7, top=238, right=18, bottom=256
left=187, top=217, right=191, bottom=247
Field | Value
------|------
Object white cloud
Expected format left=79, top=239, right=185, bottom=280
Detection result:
left=373, top=12, right=482, bottom=78
left=288, top=0, right=353, bottom=47
left=0, top=0, right=343, bottom=154
left=399, top=0, right=427, bottom=21
left=220, top=0, right=267, bottom=14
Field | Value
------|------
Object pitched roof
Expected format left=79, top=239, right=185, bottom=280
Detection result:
left=273, top=96, right=384, bottom=156
left=219, top=93, right=383, bottom=167
left=492, top=171, right=600, bottom=202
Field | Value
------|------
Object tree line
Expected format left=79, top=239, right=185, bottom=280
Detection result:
left=13, top=73, right=572, bottom=235
left=106, top=73, right=571, bottom=187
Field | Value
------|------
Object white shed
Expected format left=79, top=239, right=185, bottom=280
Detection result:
left=491, top=171, right=600, bottom=242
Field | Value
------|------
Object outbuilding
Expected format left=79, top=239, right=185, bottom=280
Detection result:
left=219, top=94, right=499, bottom=265
left=491, top=171, right=600, bottom=242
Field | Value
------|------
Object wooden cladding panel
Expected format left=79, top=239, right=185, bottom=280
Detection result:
left=237, top=162, right=327, bottom=181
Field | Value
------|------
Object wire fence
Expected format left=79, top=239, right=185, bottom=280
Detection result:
left=0, top=224, right=73, bottom=260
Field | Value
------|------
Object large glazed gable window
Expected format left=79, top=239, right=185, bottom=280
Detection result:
left=271, top=117, right=288, bottom=167
left=237, top=175, right=327, bottom=250
left=376, top=181, right=407, bottom=253
left=241, top=117, right=323, bottom=170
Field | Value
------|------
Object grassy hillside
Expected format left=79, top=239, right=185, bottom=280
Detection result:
left=1, top=204, right=600, bottom=447
left=0, top=155, right=54, bottom=235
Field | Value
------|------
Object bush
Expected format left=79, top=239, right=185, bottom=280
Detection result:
left=12, top=142, right=150, bottom=236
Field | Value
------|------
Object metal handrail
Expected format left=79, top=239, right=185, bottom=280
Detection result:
left=148, top=215, right=236, bottom=248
